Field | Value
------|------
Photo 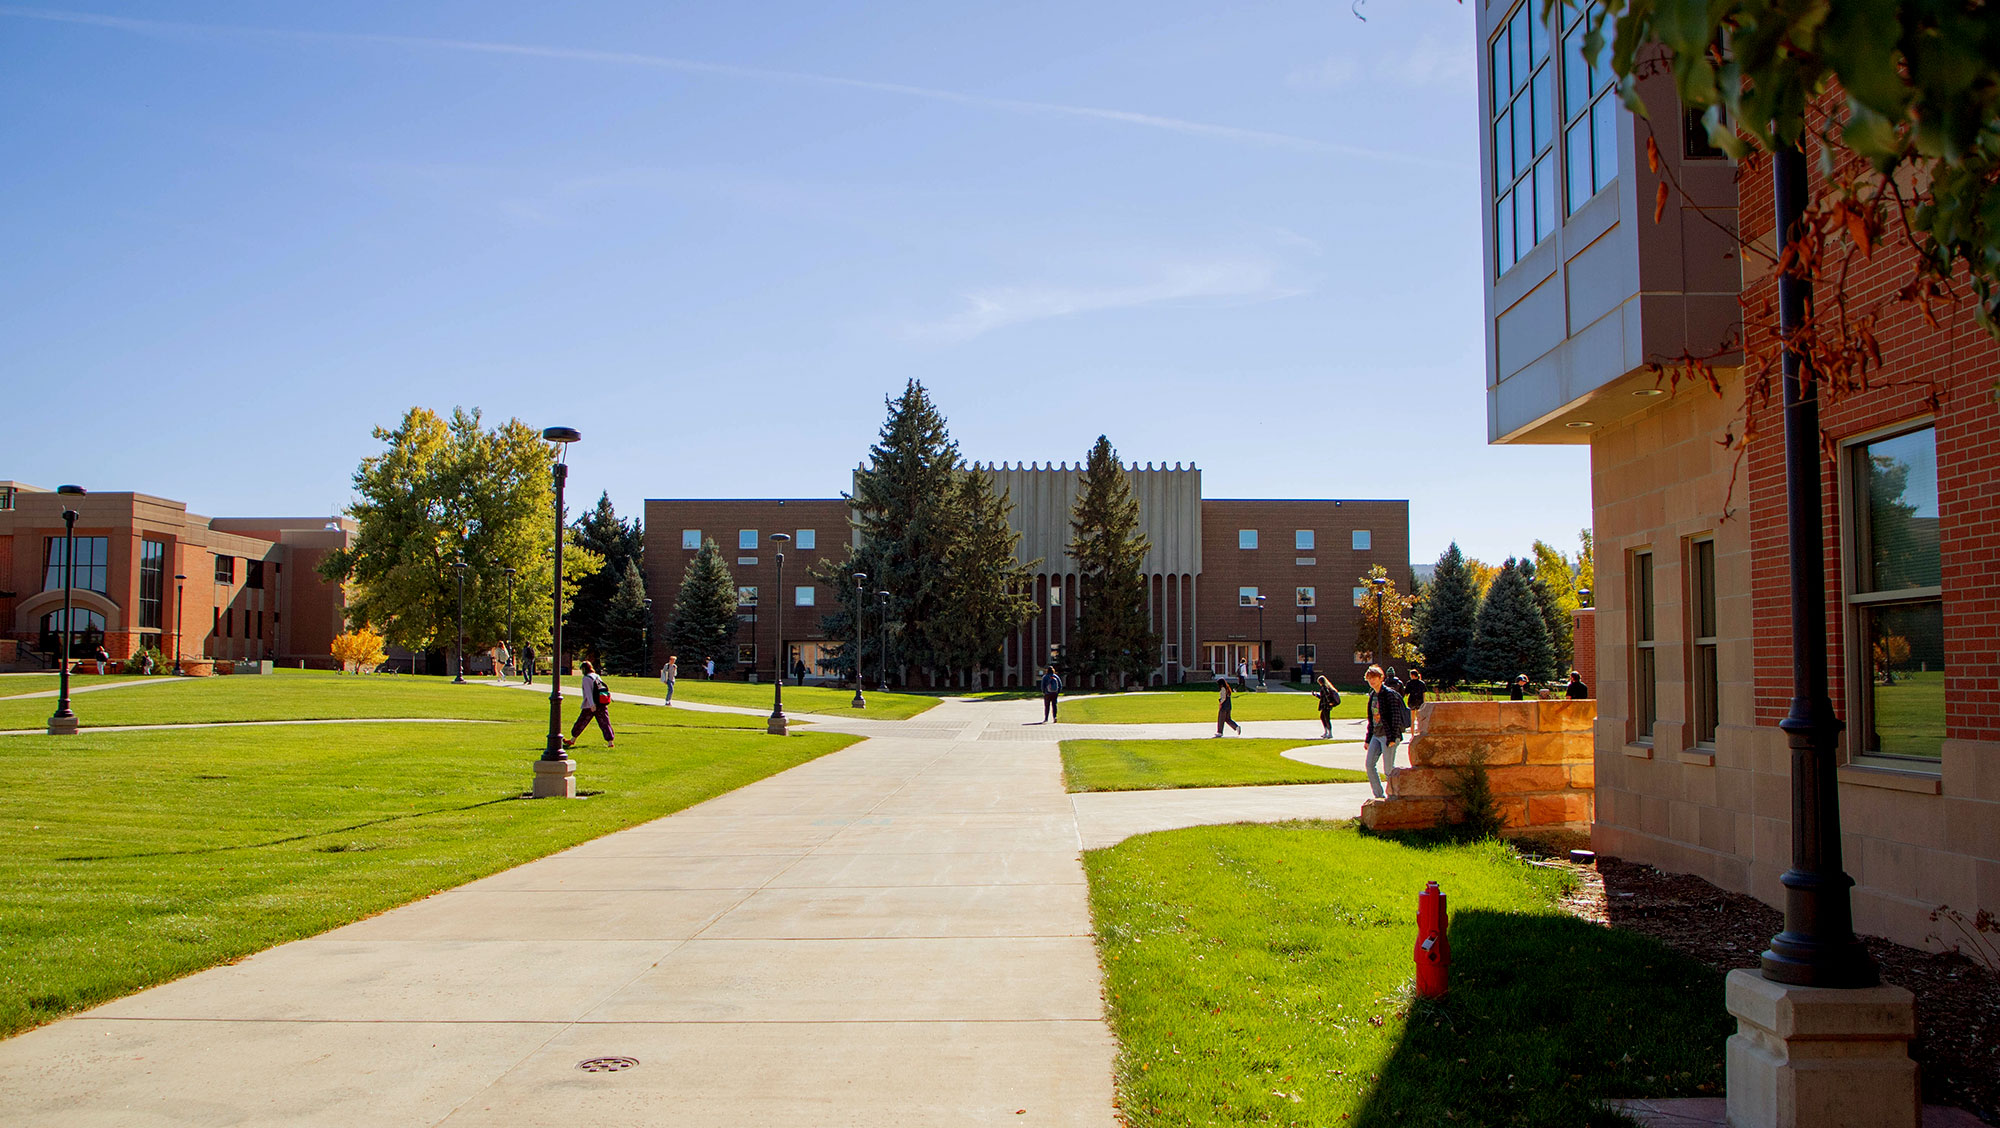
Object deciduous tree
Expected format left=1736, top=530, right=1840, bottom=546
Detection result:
left=1352, top=565, right=1418, bottom=672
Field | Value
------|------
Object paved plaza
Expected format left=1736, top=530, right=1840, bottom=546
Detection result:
left=0, top=695, right=1369, bottom=1126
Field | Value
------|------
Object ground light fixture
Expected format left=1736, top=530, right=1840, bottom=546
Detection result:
left=767, top=533, right=791, bottom=735
left=46, top=485, right=86, bottom=735
left=451, top=556, right=468, bottom=684
left=878, top=589, right=891, bottom=690
left=851, top=572, right=868, bottom=708
left=535, top=426, right=581, bottom=799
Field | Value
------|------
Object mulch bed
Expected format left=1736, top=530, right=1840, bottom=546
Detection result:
left=1542, top=851, right=1998, bottom=1125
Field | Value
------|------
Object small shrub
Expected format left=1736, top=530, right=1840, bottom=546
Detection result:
left=330, top=628, right=387, bottom=674
left=1447, top=751, right=1506, bottom=842
left=1927, top=905, right=1999, bottom=973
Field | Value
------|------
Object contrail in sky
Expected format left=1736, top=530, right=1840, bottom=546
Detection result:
left=0, top=5, right=1456, bottom=168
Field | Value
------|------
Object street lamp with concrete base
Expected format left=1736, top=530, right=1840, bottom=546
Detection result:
left=46, top=485, right=87, bottom=735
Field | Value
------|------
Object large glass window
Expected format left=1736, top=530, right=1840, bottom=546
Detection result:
left=1491, top=0, right=1556, bottom=274
left=1689, top=538, right=1718, bottom=747
left=43, top=536, right=109, bottom=594
left=1632, top=550, right=1657, bottom=741
left=139, top=539, right=166, bottom=630
left=39, top=608, right=105, bottom=656
left=1848, top=426, right=1943, bottom=761
left=1563, top=1, right=1620, bottom=214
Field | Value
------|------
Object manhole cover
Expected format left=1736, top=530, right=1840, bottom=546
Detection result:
left=576, top=1057, right=640, bottom=1073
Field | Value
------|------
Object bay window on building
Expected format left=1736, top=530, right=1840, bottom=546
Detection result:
left=1562, top=1, right=1619, bottom=214
left=1490, top=0, right=1556, bottom=273
left=1846, top=425, right=1943, bottom=762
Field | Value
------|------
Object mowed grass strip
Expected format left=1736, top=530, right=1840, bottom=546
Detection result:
left=1086, top=822, right=1729, bottom=1127
left=598, top=674, right=940, bottom=720
left=1055, top=688, right=1368, bottom=725
left=1061, top=738, right=1367, bottom=792
left=0, top=674, right=167, bottom=699
left=0, top=712, right=858, bottom=1038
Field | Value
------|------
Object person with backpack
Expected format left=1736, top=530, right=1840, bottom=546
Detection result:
left=1215, top=674, right=1244, bottom=737
left=563, top=659, right=615, bottom=750
left=1403, top=669, right=1428, bottom=735
left=1039, top=665, right=1062, bottom=722
left=1362, top=664, right=1410, bottom=799
left=660, top=654, right=678, bottom=705
left=1314, top=675, right=1342, bottom=740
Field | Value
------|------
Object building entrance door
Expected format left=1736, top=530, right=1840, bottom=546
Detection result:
left=1202, top=642, right=1262, bottom=680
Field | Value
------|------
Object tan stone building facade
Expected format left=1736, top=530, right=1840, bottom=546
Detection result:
left=0, top=481, right=354, bottom=669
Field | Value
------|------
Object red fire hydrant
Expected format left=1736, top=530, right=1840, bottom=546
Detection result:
left=1415, top=880, right=1450, bottom=998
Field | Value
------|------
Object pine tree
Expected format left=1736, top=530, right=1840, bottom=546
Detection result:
left=1467, top=558, right=1555, bottom=684
left=1416, top=543, right=1481, bottom=686
left=667, top=538, right=739, bottom=673
left=1065, top=436, right=1160, bottom=686
left=1519, top=557, right=1573, bottom=676
left=935, top=468, right=1041, bottom=680
left=599, top=559, right=652, bottom=675
left=567, top=492, right=644, bottom=666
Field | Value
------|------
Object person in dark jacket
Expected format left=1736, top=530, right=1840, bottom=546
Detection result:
left=1215, top=675, right=1244, bottom=737
left=1040, top=666, right=1062, bottom=722
left=1363, top=664, right=1409, bottom=799
left=1403, top=669, right=1428, bottom=735
left=1314, top=675, right=1342, bottom=740
left=1509, top=673, right=1530, bottom=701
left=1565, top=670, right=1590, bottom=699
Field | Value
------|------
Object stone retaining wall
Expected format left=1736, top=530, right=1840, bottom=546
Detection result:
left=1360, top=698, right=1597, bottom=834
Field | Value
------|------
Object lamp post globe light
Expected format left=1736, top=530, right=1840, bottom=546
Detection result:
left=1371, top=576, right=1388, bottom=670
left=1577, top=587, right=1591, bottom=609
left=851, top=572, right=868, bottom=708
left=451, top=556, right=468, bottom=684
left=46, top=485, right=87, bottom=735
left=173, top=572, right=187, bottom=675
left=766, top=534, right=791, bottom=735
left=877, top=589, right=890, bottom=691
left=535, top=426, right=581, bottom=799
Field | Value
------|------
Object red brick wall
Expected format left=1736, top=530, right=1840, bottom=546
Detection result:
left=1571, top=607, right=1596, bottom=689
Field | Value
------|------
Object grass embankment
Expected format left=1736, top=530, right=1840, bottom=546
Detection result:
left=0, top=674, right=161, bottom=698
left=1061, top=738, right=1367, bottom=792
left=598, top=674, right=940, bottom=720
left=1056, top=689, right=1368, bottom=725
left=0, top=678, right=858, bottom=1037
left=1087, top=822, right=1730, bottom=1127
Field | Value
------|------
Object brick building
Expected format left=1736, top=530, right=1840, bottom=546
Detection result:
left=643, top=464, right=1409, bottom=688
left=0, top=481, right=354, bottom=669
left=1475, top=0, right=1998, bottom=949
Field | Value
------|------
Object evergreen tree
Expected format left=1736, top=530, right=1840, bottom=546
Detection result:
left=1519, top=556, right=1573, bottom=676
left=1416, top=543, right=1481, bottom=687
left=1467, top=558, right=1555, bottom=684
left=567, top=492, right=644, bottom=666
left=599, top=559, right=652, bottom=675
left=667, top=538, right=739, bottom=673
left=1064, top=436, right=1160, bottom=686
left=935, top=468, right=1040, bottom=679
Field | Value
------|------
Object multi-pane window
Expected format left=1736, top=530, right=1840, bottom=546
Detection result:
left=139, top=540, right=166, bottom=630
left=1352, top=530, right=1372, bottom=551
left=1689, top=538, right=1718, bottom=746
left=1297, top=643, right=1317, bottom=665
left=1295, top=530, right=1314, bottom=550
left=1848, top=426, right=1943, bottom=761
left=795, top=586, right=815, bottom=607
left=738, top=530, right=758, bottom=550
left=1239, top=530, right=1258, bottom=549
left=738, top=586, right=759, bottom=606
left=1632, top=550, right=1657, bottom=741
left=1239, top=587, right=1260, bottom=607
left=1491, top=0, right=1556, bottom=274
left=215, top=555, right=235, bottom=583
left=1165, top=643, right=1180, bottom=664
left=796, top=529, right=816, bottom=550
left=1296, top=586, right=1316, bottom=607
left=682, top=529, right=700, bottom=550
left=737, top=643, right=756, bottom=666
left=1563, top=1, right=1620, bottom=214
left=43, top=536, right=109, bottom=594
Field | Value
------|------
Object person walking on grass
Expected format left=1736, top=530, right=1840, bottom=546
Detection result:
left=563, top=660, right=614, bottom=750
left=660, top=654, right=678, bottom=705
left=521, top=644, right=534, bottom=686
left=1314, top=674, right=1342, bottom=740
left=1403, top=668, right=1428, bottom=736
left=1040, top=665, right=1062, bottom=723
left=1215, top=674, right=1243, bottom=737
left=1363, top=664, right=1409, bottom=799
left=704, top=656, right=715, bottom=681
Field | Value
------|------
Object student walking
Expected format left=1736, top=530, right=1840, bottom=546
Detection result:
left=1565, top=670, right=1590, bottom=699
left=521, top=644, right=535, bottom=686
left=1314, top=675, right=1342, bottom=740
left=1363, top=664, right=1409, bottom=799
left=564, top=660, right=614, bottom=750
left=660, top=655, right=678, bottom=705
left=1214, top=675, right=1244, bottom=737
left=1040, top=665, right=1063, bottom=722
left=704, top=656, right=715, bottom=681
left=1403, top=669, right=1428, bottom=735
left=793, top=657, right=806, bottom=686
left=94, top=643, right=110, bottom=675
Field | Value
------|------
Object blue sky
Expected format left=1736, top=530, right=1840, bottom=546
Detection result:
left=0, top=1, right=1590, bottom=566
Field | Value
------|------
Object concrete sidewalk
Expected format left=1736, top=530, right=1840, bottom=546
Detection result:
left=0, top=695, right=1375, bottom=1126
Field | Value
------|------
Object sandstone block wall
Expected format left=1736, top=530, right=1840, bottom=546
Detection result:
left=1361, top=699, right=1597, bottom=834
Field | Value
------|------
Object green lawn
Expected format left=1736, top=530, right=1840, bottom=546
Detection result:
left=0, top=705, right=858, bottom=1038
left=597, top=674, right=940, bottom=720
left=0, top=674, right=163, bottom=698
left=1087, top=822, right=1729, bottom=1127
left=1061, top=738, right=1367, bottom=792
left=1870, top=669, right=1944, bottom=759
left=1056, top=688, right=1368, bottom=725
left=0, top=674, right=765, bottom=732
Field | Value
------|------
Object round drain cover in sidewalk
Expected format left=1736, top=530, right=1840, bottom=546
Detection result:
left=576, top=1057, right=640, bottom=1073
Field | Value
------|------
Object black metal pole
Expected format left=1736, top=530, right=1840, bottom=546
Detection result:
left=878, top=590, right=889, bottom=691
left=769, top=534, right=789, bottom=733
left=541, top=433, right=579, bottom=760
left=49, top=500, right=81, bottom=729
left=1761, top=142, right=1876, bottom=989
left=1374, top=579, right=1387, bottom=669
left=174, top=573, right=186, bottom=675
left=1257, top=597, right=1266, bottom=685
left=851, top=572, right=868, bottom=708
left=452, top=558, right=466, bottom=684
left=505, top=567, right=517, bottom=677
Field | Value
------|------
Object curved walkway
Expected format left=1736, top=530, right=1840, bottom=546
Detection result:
left=0, top=716, right=501, bottom=737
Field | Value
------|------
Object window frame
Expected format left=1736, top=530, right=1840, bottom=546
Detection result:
left=1490, top=0, right=1558, bottom=274
left=1561, top=0, right=1621, bottom=216
left=682, top=529, right=701, bottom=550
left=738, top=529, right=758, bottom=551
left=795, top=529, right=816, bottom=550
left=1352, top=530, right=1372, bottom=551
left=44, top=536, right=110, bottom=595
left=214, top=555, right=235, bottom=584
left=1239, top=530, right=1258, bottom=550
left=1840, top=419, right=1945, bottom=768
left=1295, top=530, right=1315, bottom=551
left=794, top=586, right=815, bottom=607
left=1687, top=536, right=1718, bottom=748
left=1631, top=549, right=1657, bottom=743
left=1238, top=586, right=1260, bottom=608
left=1296, top=586, right=1316, bottom=608
left=139, top=539, right=166, bottom=630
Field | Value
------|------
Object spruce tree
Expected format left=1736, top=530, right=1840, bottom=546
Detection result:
left=1467, top=557, right=1555, bottom=684
left=1519, top=557, right=1573, bottom=676
left=1416, top=543, right=1480, bottom=686
left=936, top=467, right=1041, bottom=680
left=567, top=492, right=644, bottom=665
left=600, top=559, right=652, bottom=675
left=667, top=537, right=739, bottom=673
left=1065, top=436, right=1160, bottom=686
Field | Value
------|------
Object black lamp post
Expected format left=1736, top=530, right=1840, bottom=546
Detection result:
left=1299, top=587, right=1311, bottom=684
left=878, top=589, right=890, bottom=690
left=1372, top=576, right=1388, bottom=669
left=173, top=572, right=187, bottom=675
left=503, top=565, right=517, bottom=678
left=1255, top=593, right=1267, bottom=687
left=767, top=534, right=791, bottom=734
left=539, top=427, right=581, bottom=780
left=642, top=597, right=653, bottom=674
left=451, top=556, right=468, bottom=684
left=46, top=485, right=87, bottom=735
left=851, top=572, right=868, bottom=708
left=1761, top=143, right=1875, bottom=989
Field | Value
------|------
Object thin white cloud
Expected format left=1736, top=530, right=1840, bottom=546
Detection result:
left=0, top=5, right=1454, bottom=167
left=907, top=260, right=1307, bottom=342
left=1287, top=33, right=1477, bottom=93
